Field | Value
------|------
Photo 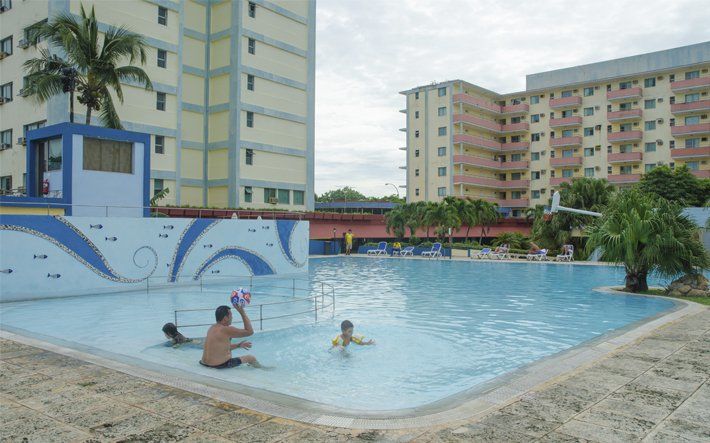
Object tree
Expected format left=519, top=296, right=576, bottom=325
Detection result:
left=466, top=198, right=498, bottom=244
left=150, top=187, right=170, bottom=206
left=492, top=232, right=529, bottom=250
left=316, top=186, right=367, bottom=202
left=638, top=165, right=709, bottom=207
left=425, top=200, right=461, bottom=241
left=586, top=188, right=709, bottom=292
left=402, top=201, right=426, bottom=242
left=384, top=205, right=407, bottom=239
left=444, top=196, right=477, bottom=243
left=23, top=4, right=153, bottom=129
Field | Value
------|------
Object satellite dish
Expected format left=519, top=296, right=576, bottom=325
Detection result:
left=551, top=191, right=561, bottom=213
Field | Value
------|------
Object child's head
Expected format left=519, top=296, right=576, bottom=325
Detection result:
left=162, top=322, right=178, bottom=339
left=340, top=320, right=354, bottom=338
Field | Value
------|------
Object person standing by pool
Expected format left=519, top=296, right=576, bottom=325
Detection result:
left=345, top=229, right=354, bottom=255
left=200, top=305, right=261, bottom=368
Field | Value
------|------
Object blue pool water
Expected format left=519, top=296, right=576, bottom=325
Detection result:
left=0, top=257, right=675, bottom=410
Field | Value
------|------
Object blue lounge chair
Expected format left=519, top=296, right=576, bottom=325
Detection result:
left=527, top=249, right=548, bottom=261
left=395, top=246, right=415, bottom=257
left=367, top=241, right=388, bottom=256
left=474, top=248, right=492, bottom=259
left=421, top=242, right=442, bottom=258
left=556, top=245, right=574, bottom=262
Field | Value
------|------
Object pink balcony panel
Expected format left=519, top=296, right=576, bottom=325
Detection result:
left=453, top=93, right=502, bottom=114
left=501, top=122, right=529, bottom=132
left=607, top=109, right=643, bottom=121
left=453, top=155, right=500, bottom=169
left=551, top=136, right=583, bottom=147
left=501, top=141, right=530, bottom=151
left=500, top=160, right=529, bottom=170
left=671, top=77, right=710, bottom=92
left=608, top=174, right=641, bottom=184
left=670, top=146, right=710, bottom=159
left=608, top=130, right=643, bottom=142
left=550, top=157, right=583, bottom=166
left=607, top=87, right=642, bottom=100
left=549, top=96, right=582, bottom=108
left=549, top=116, right=583, bottom=127
left=691, top=170, right=710, bottom=178
left=453, top=134, right=501, bottom=151
left=501, top=103, right=529, bottom=114
left=671, top=123, right=710, bottom=136
left=493, top=199, right=529, bottom=208
left=453, top=114, right=500, bottom=132
left=607, top=152, right=643, bottom=163
left=670, top=100, right=710, bottom=114
left=452, top=176, right=529, bottom=189
left=550, top=177, right=572, bottom=186
left=499, top=179, right=530, bottom=189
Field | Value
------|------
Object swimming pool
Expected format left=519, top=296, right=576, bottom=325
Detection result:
left=0, top=257, right=675, bottom=411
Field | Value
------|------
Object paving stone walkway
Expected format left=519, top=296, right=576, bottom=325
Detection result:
left=0, top=307, right=708, bottom=442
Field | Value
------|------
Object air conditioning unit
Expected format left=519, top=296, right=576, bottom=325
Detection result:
left=595, top=125, right=602, bottom=130
left=633, top=79, right=638, bottom=84
left=633, top=165, right=640, bottom=169
left=541, top=188, right=547, bottom=193
left=595, top=166, right=600, bottom=171
left=595, top=105, right=600, bottom=110
left=574, top=169, right=579, bottom=173
left=657, top=161, right=664, bottom=166
left=702, top=114, right=708, bottom=119
left=703, top=69, right=709, bottom=73
left=0, top=51, right=8, bottom=60
left=541, top=170, right=546, bottom=175
left=594, top=86, right=600, bottom=90
left=540, top=113, right=545, bottom=117
left=0, top=97, right=6, bottom=105
left=17, top=38, right=29, bottom=49
left=595, top=146, right=601, bottom=151
left=17, top=137, right=26, bottom=146
left=657, top=118, right=664, bottom=124
left=657, top=76, right=664, bottom=80
left=656, top=139, right=663, bottom=145
left=657, top=98, right=664, bottom=103
left=0, top=6, right=7, bottom=13
left=18, top=88, right=30, bottom=97
left=268, top=197, right=279, bottom=204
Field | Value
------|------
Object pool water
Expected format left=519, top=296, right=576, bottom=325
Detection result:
left=0, top=257, right=675, bottom=411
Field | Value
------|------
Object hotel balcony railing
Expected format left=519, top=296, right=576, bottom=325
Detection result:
left=549, top=116, right=583, bottom=128
left=549, top=96, right=582, bottom=109
left=454, top=155, right=529, bottom=170
left=501, top=141, right=530, bottom=152
left=691, top=170, right=710, bottom=178
left=670, top=77, right=710, bottom=92
left=607, top=109, right=643, bottom=122
left=454, top=114, right=501, bottom=133
left=671, top=123, right=710, bottom=137
left=550, top=156, right=583, bottom=167
left=453, top=134, right=501, bottom=151
left=550, top=136, right=583, bottom=147
left=550, top=177, right=573, bottom=186
left=670, top=146, right=710, bottom=159
left=453, top=93, right=502, bottom=114
left=501, top=103, right=529, bottom=115
left=500, top=122, right=530, bottom=133
left=607, top=173, right=642, bottom=184
left=453, top=175, right=529, bottom=189
left=608, top=130, right=643, bottom=142
left=492, top=198, right=529, bottom=208
left=607, top=87, right=643, bottom=101
left=607, top=152, right=643, bottom=163
left=670, top=100, right=710, bottom=114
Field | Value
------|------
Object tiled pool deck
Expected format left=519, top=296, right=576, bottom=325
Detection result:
left=0, top=305, right=707, bottom=441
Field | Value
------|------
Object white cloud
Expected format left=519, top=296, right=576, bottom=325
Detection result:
left=314, top=0, right=710, bottom=197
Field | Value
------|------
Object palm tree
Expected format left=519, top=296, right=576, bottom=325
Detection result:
left=467, top=198, right=498, bottom=244
left=586, top=188, right=708, bottom=292
left=422, top=202, right=439, bottom=241
left=402, top=201, right=426, bottom=242
left=427, top=200, right=461, bottom=241
left=384, top=204, right=407, bottom=240
left=444, top=196, right=477, bottom=243
left=23, top=4, right=153, bottom=129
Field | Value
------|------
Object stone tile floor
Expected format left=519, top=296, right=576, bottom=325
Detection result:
left=0, top=308, right=708, bottom=442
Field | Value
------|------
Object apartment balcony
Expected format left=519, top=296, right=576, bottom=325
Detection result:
left=453, top=114, right=501, bottom=133
left=550, top=157, right=583, bottom=167
left=550, top=136, right=583, bottom=147
left=670, top=146, right=710, bottom=159
left=492, top=198, right=529, bottom=208
left=671, top=123, right=710, bottom=137
left=453, top=93, right=502, bottom=114
left=500, top=160, right=529, bottom=170
left=501, top=141, right=530, bottom=152
left=607, top=152, right=643, bottom=163
left=608, top=174, right=642, bottom=184
left=550, top=177, right=572, bottom=186
left=453, top=155, right=529, bottom=171
left=453, top=134, right=501, bottom=151
left=607, top=109, right=643, bottom=122
left=607, top=87, right=642, bottom=101
left=501, top=103, right=529, bottom=115
left=608, top=130, right=643, bottom=143
left=670, top=100, right=710, bottom=114
left=549, top=96, right=582, bottom=109
left=670, top=77, right=710, bottom=93
left=453, top=175, right=529, bottom=189
left=549, top=116, right=583, bottom=128
left=501, top=122, right=529, bottom=133
left=691, top=170, right=710, bottom=178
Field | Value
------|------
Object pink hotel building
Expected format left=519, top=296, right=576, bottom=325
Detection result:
left=400, top=42, right=710, bottom=217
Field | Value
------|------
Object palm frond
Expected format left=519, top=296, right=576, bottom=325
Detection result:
left=114, top=66, right=153, bottom=90
left=98, top=90, right=123, bottom=129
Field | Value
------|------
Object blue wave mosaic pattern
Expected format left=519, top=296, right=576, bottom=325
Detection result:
left=168, top=219, right=219, bottom=282
left=193, top=247, right=275, bottom=280
left=276, top=220, right=304, bottom=267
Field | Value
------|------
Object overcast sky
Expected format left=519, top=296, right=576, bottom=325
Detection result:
left=313, top=0, right=710, bottom=197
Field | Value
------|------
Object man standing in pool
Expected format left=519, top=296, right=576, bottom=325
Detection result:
left=200, top=305, right=261, bottom=368
left=345, top=229, right=354, bottom=255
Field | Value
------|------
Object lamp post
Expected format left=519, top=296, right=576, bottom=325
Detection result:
left=385, top=183, right=400, bottom=199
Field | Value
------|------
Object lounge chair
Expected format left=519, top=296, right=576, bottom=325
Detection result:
left=396, top=246, right=415, bottom=257
left=490, top=246, right=509, bottom=260
left=421, top=242, right=442, bottom=258
left=556, top=245, right=574, bottom=262
left=366, top=241, right=388, bottom=256
left=473, top=248, right=492, bottom=259
left=526, top=249, right=548, bottom=261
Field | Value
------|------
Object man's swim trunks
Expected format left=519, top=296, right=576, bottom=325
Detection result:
left=199, top=357, right=242, bottom=368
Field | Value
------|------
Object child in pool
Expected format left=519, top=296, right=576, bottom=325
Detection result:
left=162, top=322, right=199, bottom=347
left=331, top=320, right=375, bottom=349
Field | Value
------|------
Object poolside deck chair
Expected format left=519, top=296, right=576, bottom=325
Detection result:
left=421, top=242, right=442, bottom=258
left=366, top=241, right=388, bottom=256
left=396, top=246, right=415, bottom=257
left=556, top=245, right=574, bottom=262
left=526, top=249, right=548, bottom=261
left=490, top=246, right=510, bottom=260
left=473, top=248, right=492, bottom=259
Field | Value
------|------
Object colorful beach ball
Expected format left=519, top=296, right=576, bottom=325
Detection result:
left=231, top=288, right=251, bottom=307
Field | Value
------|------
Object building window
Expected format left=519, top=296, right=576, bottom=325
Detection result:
left=414, top=130, right=419, bottom=138
left=247, top=74, right=255, bottom=91
left=685, top=93, right=700, bottom=103
left=645, top=164, right=655, bottom=173
left=0, top=129, right=11, bottom=149
left=158, top=6, right=168, bottom=25
left=0, top=175, right=11, bottom=192
left=561, top=90, right=573, bottom=98
left=293, top=190, right=304, bottom=205
left=414, top=149, right=419, bottom=157
left=685, top=71, right=700, bottom=80
left=415, top=188, right=420, bottom=196
left=670, top=96, right=676, bottom=105
left=248, top=1, right=256, bottom=18
left=153, top=178, right=164, bottom=196
left=644, top=77, right=656, bottom=87
left=607, top=166, right=612, bottom=174
left=685, top=115, right=700, bottom=125
left=1, top=82, right=13, bottom=102
left=531, top=171, right=540, bottom=180
left=670, top=140, right=675, bottom=149
left=584, top=147, right=594, bottom=157
left=44, top=138, right=63, bottom=172
left=562, top=169, right=573, bottom=178
left=414, top=110, right=419, bottom=119
left=511, top=116, right=522, bottom=124
left=414, top=92, right=419, bottom=100
left=531, top=190, right=541, bottom=198
left=414, top=168, right=419, bottom=177
left=278, top=189, right=290, bottom=204
left=562, top=149, right=573, bottom=158
left=154, top=135, right=164, bottom=154
left=244, top=186, right=253, bottom=203
left=83, top=138, right=132, bottom=173
left=437, top=167, right=446, bottom=177
left=685, top=138, right=700, bottom=148
left=437, top=187, right=446, bottom=197
left=264, top=187, right=276, bottom=203
left=530, top=114, right=540, bottom=123
left=0, top=0, right=12, bottom=12
left=437, top=146, right=446, bottom=156
left=510, top=191, right=522, bottom=199
left=157, top=49, right=167, bottom=68
left=438, top=106, right=447, bottom=116
left=0, top=36, right=12, bottom=57
left=511, top=153, right=522, bottom=161
left=245, top=148, right=254, bottom=165
left=619, top=144, right=632, bottom=153
left=619, top=81, right=633, bottom=89
left=438, top=127, right=446, bottom=136
left=156, top=92, right=166, bottom=111
left=584, top=168, right=594, bottom=177
left=583, top=127, right=594, bottom=136
left=644, top=120, right=656, bottom=130
left=248, top=38, right=255, bottom=54
left=530, top=95, right=539, bottom=104
left=531, top=133, right=540, bottom=142
left=619, top=102, right=632, bottom=111
left=686, top=161, right=700, bottom=170
left=246, top=111, right=254, bottom=127
left=531, top=152, right=540, bottom=161
left=562, top=129, right=573, bottom=137
left=644, top=99, right=656, bottom=109
left=583, top=107, right=594, bottom=116
left=438, top=87, right=446, bottom=97
left=583, top=87, right=594, bottom=97
left=670, top=118, right=675, bottom=127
